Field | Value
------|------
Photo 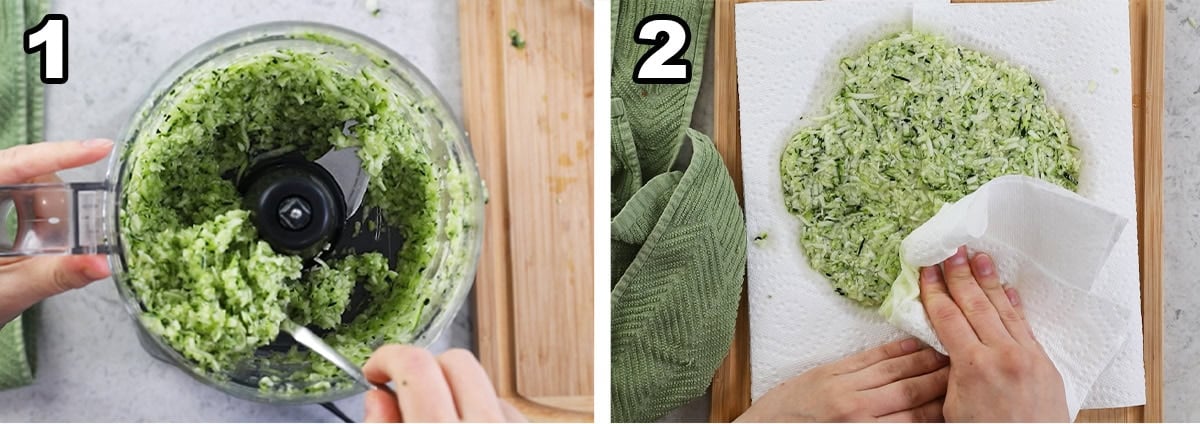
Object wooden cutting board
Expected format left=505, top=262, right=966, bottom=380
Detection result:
left=458, top=1, right=595, bottom=422
left=708, top=0, right=1164, bottom=422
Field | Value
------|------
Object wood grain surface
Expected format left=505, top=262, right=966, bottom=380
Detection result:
left=459, top=0, right=594, bottom=421
left=709, top=0, right=752, bottom=421
left=709, top=0, right=1165, bottom=422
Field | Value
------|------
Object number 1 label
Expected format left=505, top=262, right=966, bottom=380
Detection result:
left=24, top=14, right=68, bottom=84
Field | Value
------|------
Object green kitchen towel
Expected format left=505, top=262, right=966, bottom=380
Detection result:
left=611, top=0, right=712, bottom=179
left=611, top=0, right=745, bottom=421
left=610, top=98, right=641, bottom=219
left=0, top=311, right=37, bottom=390
left=0, top=0, right=47, bottom=390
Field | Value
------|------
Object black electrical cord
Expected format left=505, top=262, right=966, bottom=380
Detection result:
left=321, top=402, right=355, bottom=423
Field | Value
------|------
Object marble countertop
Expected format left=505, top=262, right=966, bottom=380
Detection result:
left=0, top=1, right=472, bottom=421
left=1163, top=0, right=1200, bottom=421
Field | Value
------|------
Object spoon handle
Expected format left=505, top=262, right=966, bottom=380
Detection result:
left=282, top=319, right=390, bottom=393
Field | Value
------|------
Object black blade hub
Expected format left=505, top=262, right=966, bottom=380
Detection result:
left=239, top=154, right=345, bottom=259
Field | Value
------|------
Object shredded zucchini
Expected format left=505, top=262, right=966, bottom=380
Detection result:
left=753, top=232, right=769, bottom=248
left=780, top=31, right=1080, bottom=306
left=122, top=49, right=447, bottom=390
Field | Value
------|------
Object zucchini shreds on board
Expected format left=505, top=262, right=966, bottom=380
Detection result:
left=780, top=31, right=1080, bottom=307
left=508, top=29, right=527, bottom=50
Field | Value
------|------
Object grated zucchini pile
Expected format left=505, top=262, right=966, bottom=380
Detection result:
left=121, top=49, right=445, bottom=392
left=780, top=31, right=1080, bottom=307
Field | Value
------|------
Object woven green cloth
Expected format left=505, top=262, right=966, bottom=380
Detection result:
left=610, top=0, right=746, bottom=421
left=0, top=0, right=46, bottom=390
left=610, top=0, right=711, bottom=179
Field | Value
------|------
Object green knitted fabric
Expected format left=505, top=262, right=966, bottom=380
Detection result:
left=611, top=0, right=713, bottom=178
left=611, top=0, right=745, bottom=421
left=611, top=131, right=744, bottom=422
left=610, top=98, right=641, bottom=220
left=0, top=0, right=46, bottom=390
left=0, top=311, right=37, bottom=390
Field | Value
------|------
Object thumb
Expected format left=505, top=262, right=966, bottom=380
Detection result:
left=22, top=255, right=111, bottom=295
left=363, top=388, right=402, bottom=422
left=0, top=255, right=109, bottom=323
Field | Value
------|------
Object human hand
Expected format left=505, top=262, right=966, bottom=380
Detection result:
left=734, top=338, right=948, bottom=422
left=919, top=246, right=1067, bottom=422
left=0, top=139, right=114, bottom=325
left=362, top=345, right=527, bottom=422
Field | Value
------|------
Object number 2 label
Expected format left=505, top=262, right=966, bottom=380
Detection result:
left=24, top=14, right=68, bottom=84
left=632, top=15, right=691, bottom=84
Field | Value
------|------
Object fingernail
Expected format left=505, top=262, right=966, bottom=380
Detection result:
left=83, top=139, right=114, bottom=149
left=1005, top=287, right=1021, bottom=306
left=901, top=338, right=920, bottom=353
left=948, top=246, right=968, bottom=265
left=934, top=351, right=949, bottom=363
left=972, top=253, right=995, bottom=276
left=920, top=266, right=941, bottom=283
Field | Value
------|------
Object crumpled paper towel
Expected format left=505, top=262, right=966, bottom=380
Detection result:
left=736, top=0, right=1143, bottom=410
left=878, top=175, right=1132, bottom=419
left=912, top=2, right=1144, bottom=409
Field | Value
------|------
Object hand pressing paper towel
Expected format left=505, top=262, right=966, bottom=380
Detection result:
left=879, top=175, right=1134, bottom=420
left=911, top=2, right=1144, bottom=408
left=737, top=0, right=1142, bottom=411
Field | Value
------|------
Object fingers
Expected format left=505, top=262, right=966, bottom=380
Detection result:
left=24, top=173, right=68, bottom=239
left=855, top=347, right=948, bottom=389
left=1006, top=287, right=1041, bottom=346
left=363, top=388, right=402, bottom=422
left=831, top=338, right=924, bottom=375
left=941, top=247, right=1011, bottom=346
left=0, top=139, right=113, bottom=184
left=28, top=172, right=64, bottom=216
left=364, top=345, right=459, bottom=422
left=877, top=398, right=945, bottom=422
left=361, top=346, right=516, bottom=422
left=918, top=263, right=978, bottom=354
left=1005, top=287, right=1025, bottom=320
left=0, top=255, right=109, bottom=323
left=436, top=348, right=505, bottom=422
left=971, top=253, right=1034, bottom=344
left=864, top=366, right=949, bottom=417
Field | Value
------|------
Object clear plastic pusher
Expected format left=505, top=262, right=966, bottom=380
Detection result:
left=0, top=181, right=112, bottom=257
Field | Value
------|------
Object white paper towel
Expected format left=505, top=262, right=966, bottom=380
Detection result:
left=878, top=175, right=1132, bottom=418
left=736, top=0, right=1144, bottom=409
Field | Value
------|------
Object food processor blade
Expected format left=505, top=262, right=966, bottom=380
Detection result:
left=314, top=147, right=369, bottom=218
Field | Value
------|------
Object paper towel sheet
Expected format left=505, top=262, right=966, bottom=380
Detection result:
left=881, top=175, right=1132, bottom=418
left=736, top=0, right=1144, bottom=408
left=910, top=2, right=1143, bottom=407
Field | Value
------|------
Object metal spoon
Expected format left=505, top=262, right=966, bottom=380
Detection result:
left=280, top=319, right=394, bottom=395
